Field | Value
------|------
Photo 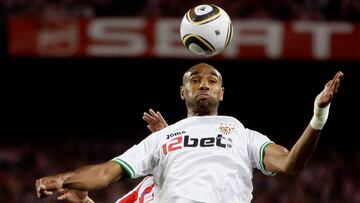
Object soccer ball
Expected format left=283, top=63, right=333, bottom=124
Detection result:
left=180, top=4, right=233, bottom=56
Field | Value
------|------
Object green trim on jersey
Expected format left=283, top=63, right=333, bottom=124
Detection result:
left=259, top=141, right=277, bottom=176
left=111, top=158, right=135, bottom=178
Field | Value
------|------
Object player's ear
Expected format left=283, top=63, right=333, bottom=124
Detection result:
left=180, top=86, right=185, bottom=100
left=219, top=87, right=224, bottom=101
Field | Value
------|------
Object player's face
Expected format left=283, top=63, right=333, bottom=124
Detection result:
left=181, top=63, right=224, bottom=115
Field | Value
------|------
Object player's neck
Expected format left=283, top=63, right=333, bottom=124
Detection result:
left=187, top=111, right=218, bottom=117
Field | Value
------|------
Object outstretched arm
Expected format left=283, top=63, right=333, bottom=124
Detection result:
left=264, top=71, right=343, bottom=175
left=36, top=161, right=124, bottom=199
left=53, top=109, right=167, bottom=202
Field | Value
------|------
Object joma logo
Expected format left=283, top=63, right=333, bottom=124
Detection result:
left=166, top=131, right=185, bottom=139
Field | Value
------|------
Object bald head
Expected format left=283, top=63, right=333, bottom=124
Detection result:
left=182, top=63, right=223, bottom=86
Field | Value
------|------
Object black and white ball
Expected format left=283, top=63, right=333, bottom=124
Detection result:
left=180, top=4, right=233, bottom=56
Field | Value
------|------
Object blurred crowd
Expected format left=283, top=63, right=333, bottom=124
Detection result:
left=252, top=149, right=360, bottom=203
left=0, top=0, right=360, bottom=21
left=1, top=138, right=359, bottom=203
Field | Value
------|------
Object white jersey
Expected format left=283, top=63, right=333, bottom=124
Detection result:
left=112, top=116, right=275, bottom=203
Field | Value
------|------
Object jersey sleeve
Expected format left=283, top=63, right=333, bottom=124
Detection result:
left=111, top=133, right=158, bottom=179
left=245, top=128, right=276, bottom=176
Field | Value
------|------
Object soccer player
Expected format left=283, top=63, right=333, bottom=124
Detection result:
left=36, top=63, right=343, bottom=203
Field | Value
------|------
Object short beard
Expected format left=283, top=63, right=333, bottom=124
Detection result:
left=187, top=98, right=219, bottom=116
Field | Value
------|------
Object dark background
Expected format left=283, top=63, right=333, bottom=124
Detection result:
left=3, top=58, right=359, bottom=152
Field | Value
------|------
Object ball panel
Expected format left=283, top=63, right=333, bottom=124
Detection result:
left=182, top=34, right=215, bottom=55
left=188, top=44, right=206, bottom=55
left=224, top=22, right=233, bottom=49
left=187, top=4, right=221, bottom=25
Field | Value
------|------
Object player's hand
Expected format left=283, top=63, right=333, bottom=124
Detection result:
left=35, top=175, right=64, bottom=198
left=57, top=189, right=89, bottom=203
left=317, top=71, right=344, bottom=107
left=143, top=109, right=168, bottom=132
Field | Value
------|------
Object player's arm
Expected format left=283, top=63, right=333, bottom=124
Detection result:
left=52, top=109, right=167, bottom=202
left=263, top=71, right=343, bottom=175
left=36, top=161, right=124, bottom=199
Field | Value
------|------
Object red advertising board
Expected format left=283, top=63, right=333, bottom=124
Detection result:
left=8, top=17, right=360, bottom=60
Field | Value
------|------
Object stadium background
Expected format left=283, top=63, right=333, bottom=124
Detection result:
left=1, top=1, right=360, bottom=202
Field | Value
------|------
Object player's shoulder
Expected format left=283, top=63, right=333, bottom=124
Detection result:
left=217, top=115, right=243, bottom=124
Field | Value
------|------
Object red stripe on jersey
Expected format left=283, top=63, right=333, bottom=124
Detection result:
left=139, top=183, right=155, bottom=203
left=116, top=191, right=138, bottom=203
left=116, top=176, right=154, bottom=203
